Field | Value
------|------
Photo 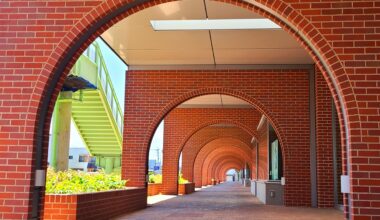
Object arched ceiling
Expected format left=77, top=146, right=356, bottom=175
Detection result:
left=179, top=94, right=250, bottom=108
left=101, top=0, right=313, bottom=66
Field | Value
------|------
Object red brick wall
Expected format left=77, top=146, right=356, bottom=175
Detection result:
left=124, top=69, right=310, bottom=206
left=251, top=143, right=257, bottom=180
left=43, top=188, right=147, bottom=220
left=257, top=120, right=269, bottom=180
left=315, top=67, right=335, bottom=208
left=178, top=183, right=195, bottom=195
left=1, top=0, right=379, bottom=218
left=162, top=108, right=258, bottom=194
left=181, top=126, right=253, bottom=182
left=147, top=184, right=163, bottom=196
left=163, top=107, right=259, bottom=194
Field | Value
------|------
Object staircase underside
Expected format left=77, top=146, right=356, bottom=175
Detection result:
left=71, top=90, right=121, bottom=157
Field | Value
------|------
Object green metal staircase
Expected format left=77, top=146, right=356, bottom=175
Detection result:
left=69, top=42, right=123, bottom=172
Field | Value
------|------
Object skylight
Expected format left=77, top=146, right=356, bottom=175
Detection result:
left=150, top=19, right=281, bottom=31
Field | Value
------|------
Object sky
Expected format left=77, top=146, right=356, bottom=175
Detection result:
left=50, top=38, right=164, bottom=163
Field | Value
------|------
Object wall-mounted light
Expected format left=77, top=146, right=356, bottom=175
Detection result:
left=150, top=19, right=281, bottom=31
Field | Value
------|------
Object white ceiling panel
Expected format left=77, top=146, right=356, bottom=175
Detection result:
left=103, top=28, right=211, bottom=50
left=222, top=95, right=250, bottom=105
left=211, top=30, right=301, bottom=49
left=119, top=49, right=214, bottom=65
left=101, top=0, right=313, bottom=66
left=214, top=48, right=313, bottom=64
left=179, top=94, right=251, bottom=108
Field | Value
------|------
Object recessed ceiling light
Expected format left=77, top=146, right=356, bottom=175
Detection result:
left=150, top=19, right=281, bottom=31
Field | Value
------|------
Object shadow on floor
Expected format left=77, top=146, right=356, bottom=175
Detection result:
left=114, top=182, right=344, bottom=220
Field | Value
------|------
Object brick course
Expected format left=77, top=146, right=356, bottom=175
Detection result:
left=316, top=67, right=335, bottom=208
left=124, top=69, right=311, bottom=206
left=163, top=108, right=259, bottom=193
left=43, top=188, right=147, bottom=220
left=193, top=139, right=252, bottom=187
left=0, top=0, right=378, bottom=218
left=202, top=147, right=251, bottom=186
left=182, top=126, right=253, bottom=182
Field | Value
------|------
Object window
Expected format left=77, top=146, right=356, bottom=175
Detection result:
left=78, top=155, right=89, bottom=162
left=269, top=124, right=283, bottom=181
left=271, top=140, right=279, bottom=180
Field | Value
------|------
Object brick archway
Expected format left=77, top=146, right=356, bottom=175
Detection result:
left=193, top=137, right=253, bottom=187
left=216, top=160, right=245, bottom=182
left=213, top=159, right=246, bottom=182
left=175, top=118, right=258, bottom=157
left=155, top=88, right=287, bottom=162
left=182, top=126, right=253, bottom=182
left=198, top=143, right=252, bottom=186
left=161, top=107, right=261, bottom=194
left=10, top=0, right=363, bottom=218
left=206, top=155, right=246, bottom=185
left=207, top=157, right=245, bottom=185
left=219, top=165, right=242, bottom=182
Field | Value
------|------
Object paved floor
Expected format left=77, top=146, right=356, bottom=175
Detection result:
left=115, top=182, right=344, bottom=220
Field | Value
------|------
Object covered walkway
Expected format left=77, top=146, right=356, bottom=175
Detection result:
left=116, top=182, right=344, bottom=220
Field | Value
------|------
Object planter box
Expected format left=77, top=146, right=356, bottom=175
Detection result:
left=147, top=183, right=163, bottom=196
left=178, top=183, right=195, bottom=195
left=256, top=180, right=283, bottom=205
left=44, top=188, right=147, bottom=220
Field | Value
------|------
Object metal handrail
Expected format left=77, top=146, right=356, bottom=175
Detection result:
left=83, top=42, right=124, bottom=135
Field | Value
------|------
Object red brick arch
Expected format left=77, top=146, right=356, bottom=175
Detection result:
left=162, top=108, right=261, bottom=194
left=214, top=159, right=245, bottom=181
left=219, top=164, right=242, bottom=182
left=216, top=160, right=245, bottom=181
left=214, top=158, right=245, bottom=181
left=193, top=137, right=253, bottom=186
left=182, top=126, right=253, bottom=182
left=207, top=157, right=245, bottom=185
left=207, top=155, right=246, bottom=185
left=199, top=144, right=252, bottom=186
left=176, top=118, right=257, bottom=156
left=4, top=0, right=364, bottom=218
left=158, top=88, right=287, bottom=162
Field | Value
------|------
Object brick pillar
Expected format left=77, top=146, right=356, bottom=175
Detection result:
left=315, top=67, right=335, bottom=208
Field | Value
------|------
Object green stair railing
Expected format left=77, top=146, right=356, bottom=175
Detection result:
left=72, top=42, right=124, bottom=140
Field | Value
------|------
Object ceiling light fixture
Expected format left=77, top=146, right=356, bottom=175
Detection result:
left=150, top=19, right=281, bottom=31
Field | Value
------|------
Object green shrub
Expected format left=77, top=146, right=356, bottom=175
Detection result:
left=45, top=167, right=127, bottom=194
left=148, top=172, right=189, bottom=184
left=148, top=172, right=162, bottom=184
left=178, top=173, right=189, bottom=184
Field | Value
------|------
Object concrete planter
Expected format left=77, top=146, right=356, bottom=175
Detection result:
left=256, top=180, right=283, bottom=205
left=147, top=183, right=163, bottom=196
left=44, top=188, right=147, bottom=219
left=178, top=183, right=195, bottom=195
left=251, top=180, right=257, bottom=196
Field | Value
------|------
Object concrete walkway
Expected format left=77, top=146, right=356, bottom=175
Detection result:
left=115, top=182, right=344, bottom=220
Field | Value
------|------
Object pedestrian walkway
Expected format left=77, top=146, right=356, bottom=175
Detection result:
left=115, top=182, right=344, bottom=220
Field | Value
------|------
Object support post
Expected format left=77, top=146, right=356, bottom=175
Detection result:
left=50, top=91, right=73, bottom=171
left=105, top=157, right=114, bottom=174
left=309, top=67, right=317, bottom=207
